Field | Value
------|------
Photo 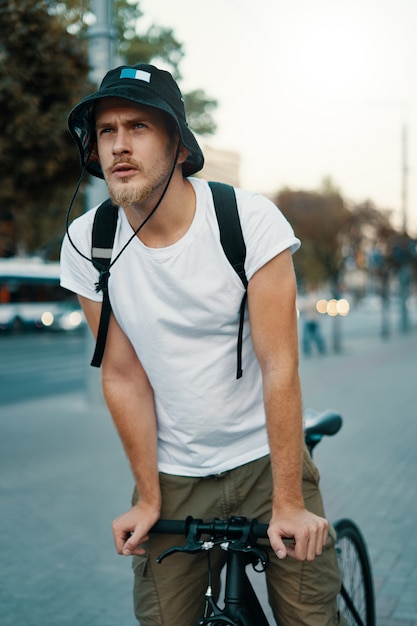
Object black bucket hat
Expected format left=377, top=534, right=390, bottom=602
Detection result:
left=68, top=63, right=204, bottom=179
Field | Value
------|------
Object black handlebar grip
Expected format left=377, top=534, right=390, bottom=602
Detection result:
left=249, top=521, right=269, bottom=539
left=150, top=519, right=188, bottom=535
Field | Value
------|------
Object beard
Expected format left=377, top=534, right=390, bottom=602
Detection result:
left=108, top=178, right=153, bottom=207
left=106, top=159, right=153, bottom=207
left=105, top=144, right=177, bottom=209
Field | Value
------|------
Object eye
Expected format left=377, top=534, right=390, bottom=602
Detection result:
left=97, top=126, right=114, bottom=136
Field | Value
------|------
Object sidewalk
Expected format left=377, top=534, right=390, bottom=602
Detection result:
left=299, top=329, right=417, bottom=626
left=1, top=392, right=135, bottom=625
left=1, top=329, right=417, bottom=625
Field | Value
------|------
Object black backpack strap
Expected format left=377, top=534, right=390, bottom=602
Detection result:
left=90, top=199, right=119, bottom=367
left=209, top=182, right=247, bottom=288
left=209, top=182, right=247, bottom=379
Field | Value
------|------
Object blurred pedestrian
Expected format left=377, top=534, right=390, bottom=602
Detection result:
left=301, top=288, right=326, bottom=356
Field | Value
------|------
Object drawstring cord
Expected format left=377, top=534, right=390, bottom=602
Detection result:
left=65, top=141, right=181, bottom=280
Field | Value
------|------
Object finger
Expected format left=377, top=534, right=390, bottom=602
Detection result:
left=306, top=539, right=318, bottom=561
left=112, top=517, right=132, bottom=554
left=278, top=536, right=298, bottom=560
left=124, top=543, right=147, bottom=557
left=322, top=521, right=329, bottom=549
left=293, top=537, right=307, bottom=561
left=306, top=520, right=329, bottom=560
left=308, top=523, right=325, bottom=561
left=291, top=525, right=318, bottom=561
left=269, top=533, right=288, bottom=560
left=311, top=520, right=328, bottom=558
left=122, top=531, right=149, bottom=556
left=113, top=528, right=130, bottom=555
left=276, top=546, right=287, bottom=560
left=283, top=541, right=297, bottom=559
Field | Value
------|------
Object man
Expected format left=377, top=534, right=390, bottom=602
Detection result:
left=61, top=63, right=343, bottom=625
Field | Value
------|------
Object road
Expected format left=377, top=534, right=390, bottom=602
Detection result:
left=1, top=307, right=417, bottom=625
left=0, top=331, right=86, bottom=405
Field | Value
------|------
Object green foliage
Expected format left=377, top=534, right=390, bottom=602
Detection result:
left=0, top=0, right=217, bottom=256
left=184, top=90, right=218, bottom=136
left=0, top=0, right=91, bottom=254
left=51, top=1, right=186, bottom=72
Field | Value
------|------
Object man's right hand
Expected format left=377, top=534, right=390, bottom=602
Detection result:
left=112, top=503, right=160, bottom=557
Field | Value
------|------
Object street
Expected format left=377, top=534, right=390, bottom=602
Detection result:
left=0, top=331, right=86, bottom=405
left=1, top=305, right=417, bottom=625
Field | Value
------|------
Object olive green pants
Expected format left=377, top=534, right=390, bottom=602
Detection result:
left=132, top=450, right=344, bottom=625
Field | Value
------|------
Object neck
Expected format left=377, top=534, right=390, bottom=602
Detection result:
left=123, top=174, right=196, bottom=248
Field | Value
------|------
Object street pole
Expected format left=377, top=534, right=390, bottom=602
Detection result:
left=85, top=0, right=116, bottom=211
left=399, top=119, right=410, bottom=334
left=85, top=0, right=116, bottom=405
left=401, top=120, right=408, bottom=235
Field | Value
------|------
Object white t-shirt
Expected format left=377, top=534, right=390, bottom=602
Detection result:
left=61, top=178, right=300, bottom=476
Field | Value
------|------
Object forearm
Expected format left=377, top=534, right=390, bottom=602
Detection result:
left=103, top=374, right=161, bottom=512
left=248, top=252, right=328, bottom=560
left=78, top=298, right=162, bottom=555
left=263, top=365, right=304, bottom=512
left=247, top=251, right=305, bottom=513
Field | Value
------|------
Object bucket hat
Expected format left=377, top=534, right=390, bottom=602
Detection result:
left=68, top=63, right=204, bottom=179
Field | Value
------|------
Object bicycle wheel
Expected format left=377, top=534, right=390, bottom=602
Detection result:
left=334, top=519, right=375, bottom=626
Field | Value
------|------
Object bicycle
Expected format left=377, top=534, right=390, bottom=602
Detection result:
left=150, top=409, right=375, bottom=625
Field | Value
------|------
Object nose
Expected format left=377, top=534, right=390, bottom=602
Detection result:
left=112, top=127, right=131, bottom=155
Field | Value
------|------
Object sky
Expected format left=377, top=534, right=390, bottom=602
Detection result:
left=138, top=0, right=417, bottom=234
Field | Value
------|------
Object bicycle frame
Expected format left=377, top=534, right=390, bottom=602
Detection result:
left=201, top=544, right=270, bottom=625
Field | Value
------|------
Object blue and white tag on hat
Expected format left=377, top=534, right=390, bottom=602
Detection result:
left=120, top=68, right=151, bottom=83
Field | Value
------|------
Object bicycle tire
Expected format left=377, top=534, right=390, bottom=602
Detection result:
left=334, top=519, right=375, bottom=626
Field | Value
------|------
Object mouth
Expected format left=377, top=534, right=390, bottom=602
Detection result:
left=112, top=163, right=139, bottom=178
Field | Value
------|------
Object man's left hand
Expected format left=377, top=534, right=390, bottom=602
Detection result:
left=267, top=507, right=329, bottom=561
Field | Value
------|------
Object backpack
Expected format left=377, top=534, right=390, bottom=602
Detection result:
left=91, top=182, right=248, bottom=378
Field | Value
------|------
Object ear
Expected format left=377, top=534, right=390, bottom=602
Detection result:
left=176, top=143, right=190, bottom=166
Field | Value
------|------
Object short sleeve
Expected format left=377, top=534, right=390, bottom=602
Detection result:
left=60, top=208, right=103, bottom=302
left=234, top=189, right=300, bottom=281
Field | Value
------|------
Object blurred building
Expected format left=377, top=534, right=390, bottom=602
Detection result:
left=198, top=145, right=241, bottom=187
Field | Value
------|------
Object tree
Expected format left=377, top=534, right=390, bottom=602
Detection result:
left=184, top=89, right=217, bottom=136
left=0, top=0, right=91, bottom=254
left=347, top=200, right=396, bottom=259
left=276, top=186, right=351, bottom=294
left=0, top=0, right=217, bottom=257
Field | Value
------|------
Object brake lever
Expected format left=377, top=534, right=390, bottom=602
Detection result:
left=222, top=540, right=269, bottom=570
left=156, top=517, right=214, bottom=563
left=156, top=541, right=203, bottom=563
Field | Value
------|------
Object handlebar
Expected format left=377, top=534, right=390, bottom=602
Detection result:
left=150, top=516, right=270, bottom=566
left=151, top=515, right=269, bottom=540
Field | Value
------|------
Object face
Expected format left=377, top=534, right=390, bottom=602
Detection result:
left=94, top=98, right=180, bottom=208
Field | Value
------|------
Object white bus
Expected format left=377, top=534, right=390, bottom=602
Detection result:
left=0, top=257, right=84, bottom=332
